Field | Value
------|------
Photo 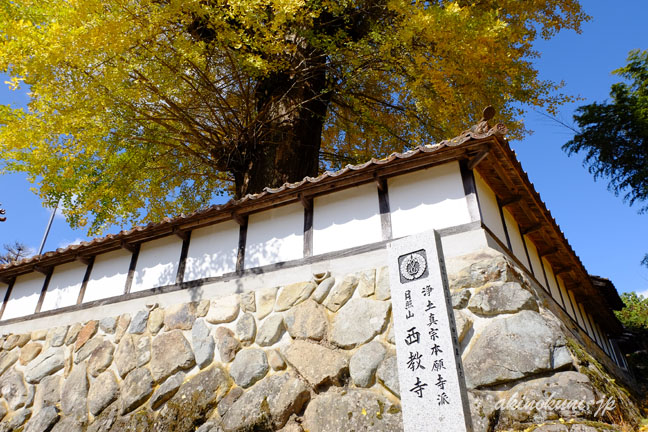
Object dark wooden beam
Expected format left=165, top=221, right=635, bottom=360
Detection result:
left=0, top=279, right=14, bottom=320
left=467, top=148, right=490, bottom=170
left=76, top=255, right=92, bottom=266
left=236, top=216, right=249, bottom=273
left=554, top=267, right=572, bottom=276
left=303, top=198, right=314, bottom=258
left=76, top=256, right=95, bottom=305
left=35, top=269, right=53, bottom=314
left=121, top=240, right=138, bottom=253
left=459, top=159, right=482, bottom=223
left=485, top=154, right=518, bottom=195
left=520, top=223, right=543, bottom=236
left=34, top=265, right=51, bottom=276
left=231, top=212, right=246, bottom=226
left=173, top=227, right=189, bottom=241
left=538, top=247, right=558, bottom=258
left=500, top=195, right=522, bottom=207
left=376, top=177, right=392, bottom=241
left=373, top=172, right=386, bottom=193
left=124, top=244, right=141, bottom=294
left=298, top=193, right=312, bottom=211
left=175, top=232, right=191, bottom=285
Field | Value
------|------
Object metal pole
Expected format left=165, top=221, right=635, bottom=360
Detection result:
left=38, top=201, right=58, bottom=255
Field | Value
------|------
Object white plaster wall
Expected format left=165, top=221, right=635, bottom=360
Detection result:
left=588, top=312, right=604, bottom=347
left=84, top=249, right=132, bottom=302
left=542, top=258, right=564, bottom=309
left=246, top=203, right=304, bottom=268
left=389, top=162, right=472, bottom=238
left=568, top=290, right=586, bottom=329
left=557, top=276, right=577, bottom=321
left=131, top=236, right=182, bottom=292
left=0, top=283, right=6, bottom=307
left=313, top=183, right=382, bottom=256
left=184, top=220, right=239, bottom=281
left=41, top=262, right=86, bottom=312
left=474, top=171, right=506, bottom=243
left=578, top=302, right=595, bottom=342
left=599, top=326, right=612, bottom=356
left=502, top=209, right=530, bottom=269
left=524, top=236, right=545, bottom=288
left=3, top=273, right=44, bottom=320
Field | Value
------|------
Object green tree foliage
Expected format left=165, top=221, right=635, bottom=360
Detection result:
left=615, top=291, right=648, bottom=335
left=564, top=49, right=648, bottom=213
left=0, top=0, right=588, bottom=234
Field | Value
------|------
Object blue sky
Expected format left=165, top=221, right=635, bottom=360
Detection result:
left=0, top=1, right=647, bottom=297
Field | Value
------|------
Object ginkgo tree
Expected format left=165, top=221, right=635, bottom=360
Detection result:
left=0, top=0, right=588, bottom=234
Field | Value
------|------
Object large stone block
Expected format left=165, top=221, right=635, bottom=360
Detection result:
left=192, top=319, right=215, bottom=368
left=349, top=341, right=386, bottom=388
left=230, top=349, right=269, bottom=388
left=283, top=299, right=328, bottom=341
left=330, top=298, right=391, bottom=348
left=24, top=405, right=59, bottom=432
left=463, top=310, right=572, bottom=388
left=275, top=281, right=317, bottom=311
left=206, top=294, right=240, bottom=324
left=449, top=256, right=519, bottom=290
left=25, top=347, right=65, bottom=384
left=256, top=287, right=278, bottom=319
left=61, top=362, right=88, bottom=421
left=324, top=274, right=358, bottom=312
left=151, top=330, right=195, bottom=382
left=497, top=371, right=597, bottom=426
left=221, top=373, right=309, bottom=431
left=282, top=340, right=348, bottom=387
left=467, top=282, right=538, bottom=316
left=115, top=335, right=137, bottom=378
left=87, top=340, right=114, bottom=377
left=120, top=367, right=153, bottom=414
left=153, top=366, right=231, bottom=432
left=302, top=388, right=402, bottom=432
left=88, top=370, right=119, bottom=416
left=256, top=314, right=285, bottom=347
left=0, top=369, right=30, bottom=410
left=164, top=302, right=198, bottom=331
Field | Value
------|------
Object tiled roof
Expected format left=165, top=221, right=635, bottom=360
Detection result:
left=0, top=122, right=506, bottom=273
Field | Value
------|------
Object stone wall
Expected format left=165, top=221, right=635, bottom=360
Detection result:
left=0, top=250, right=640, bottom=431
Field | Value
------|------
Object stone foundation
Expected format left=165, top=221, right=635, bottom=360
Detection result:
left=0, top=251, right=641, bottom=431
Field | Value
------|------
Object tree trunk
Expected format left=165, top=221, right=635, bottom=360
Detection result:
left=231, top=51, right=330, bottom=198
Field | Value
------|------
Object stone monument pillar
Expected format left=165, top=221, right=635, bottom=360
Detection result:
left=388, top=230, right=473, bottom=431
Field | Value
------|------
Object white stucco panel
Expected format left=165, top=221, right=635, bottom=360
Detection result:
left=502, top=208, right=529, bottom=269
left=389, top=161, right=471, bottom=238
left=313, top=183, right=382, bottom=256
left=542, top=258, right=564, bottom=309
left=3, top=273, right=44, bottom=320
left=474, top=171, right=507, bottom=243
left=41, top=261, right=86, bottom=312
left=524, top=235, right=544, bottom=286
left=131, top=236, right=182, bottom=292
left=246, top=203, right=304, bottom=268
left=184, top=220, right=239, bottom=281
left=557, top=276, right=577, bottom=321
left=568, top=290, right=586, bottom=329
left=84, top=249, right=132, bottom=303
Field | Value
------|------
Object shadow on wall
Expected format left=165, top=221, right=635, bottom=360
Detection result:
left=183, top=247, right=238, bottom=283
left=246, top=234, right=291, bottom=269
